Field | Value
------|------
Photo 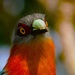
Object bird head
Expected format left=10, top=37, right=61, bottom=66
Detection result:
left=13, top=13, right=50, bottom=44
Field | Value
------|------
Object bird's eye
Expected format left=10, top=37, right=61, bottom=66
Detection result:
left=20, top=27, right=25, bottom=34
left=44, top=18, right=48, bottom=27
left=46, top=21, right=48, bottom=27
left=17, top=23, right=31, bottom=37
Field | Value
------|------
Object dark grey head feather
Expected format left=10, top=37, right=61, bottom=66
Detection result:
left=12, top=13, right=50, bottom=44
left=18, top=13, right=45, bottom=26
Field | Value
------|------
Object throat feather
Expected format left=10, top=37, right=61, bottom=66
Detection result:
left=5, top=38, right=56, bottom=75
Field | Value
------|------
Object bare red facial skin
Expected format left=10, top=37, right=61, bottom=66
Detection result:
left=17, top=23, right=32, bottom=37
left=44, top=18, right=46, bottom=23
left=18, top=23, right=26, bottom=27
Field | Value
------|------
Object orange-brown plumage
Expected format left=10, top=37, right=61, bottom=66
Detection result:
left=3, top=13, right=56, bottom=75
left=4, top=37, right=55, bottom=75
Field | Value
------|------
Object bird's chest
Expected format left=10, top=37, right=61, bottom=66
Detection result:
left=6, top=55, right=55, bottom=75
left=5, top=38, right=55, bottom=75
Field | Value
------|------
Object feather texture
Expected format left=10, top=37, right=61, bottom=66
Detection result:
left=4, top=36, right=56, bottom=75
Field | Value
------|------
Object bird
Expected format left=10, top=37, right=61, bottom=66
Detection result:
left=0, top=13, right=56, bottom=75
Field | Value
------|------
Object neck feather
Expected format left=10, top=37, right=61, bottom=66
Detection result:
left=5, top=37, right=56, bottom=75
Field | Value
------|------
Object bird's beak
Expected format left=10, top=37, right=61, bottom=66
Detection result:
left=31, top=19, right=48, bottom=35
